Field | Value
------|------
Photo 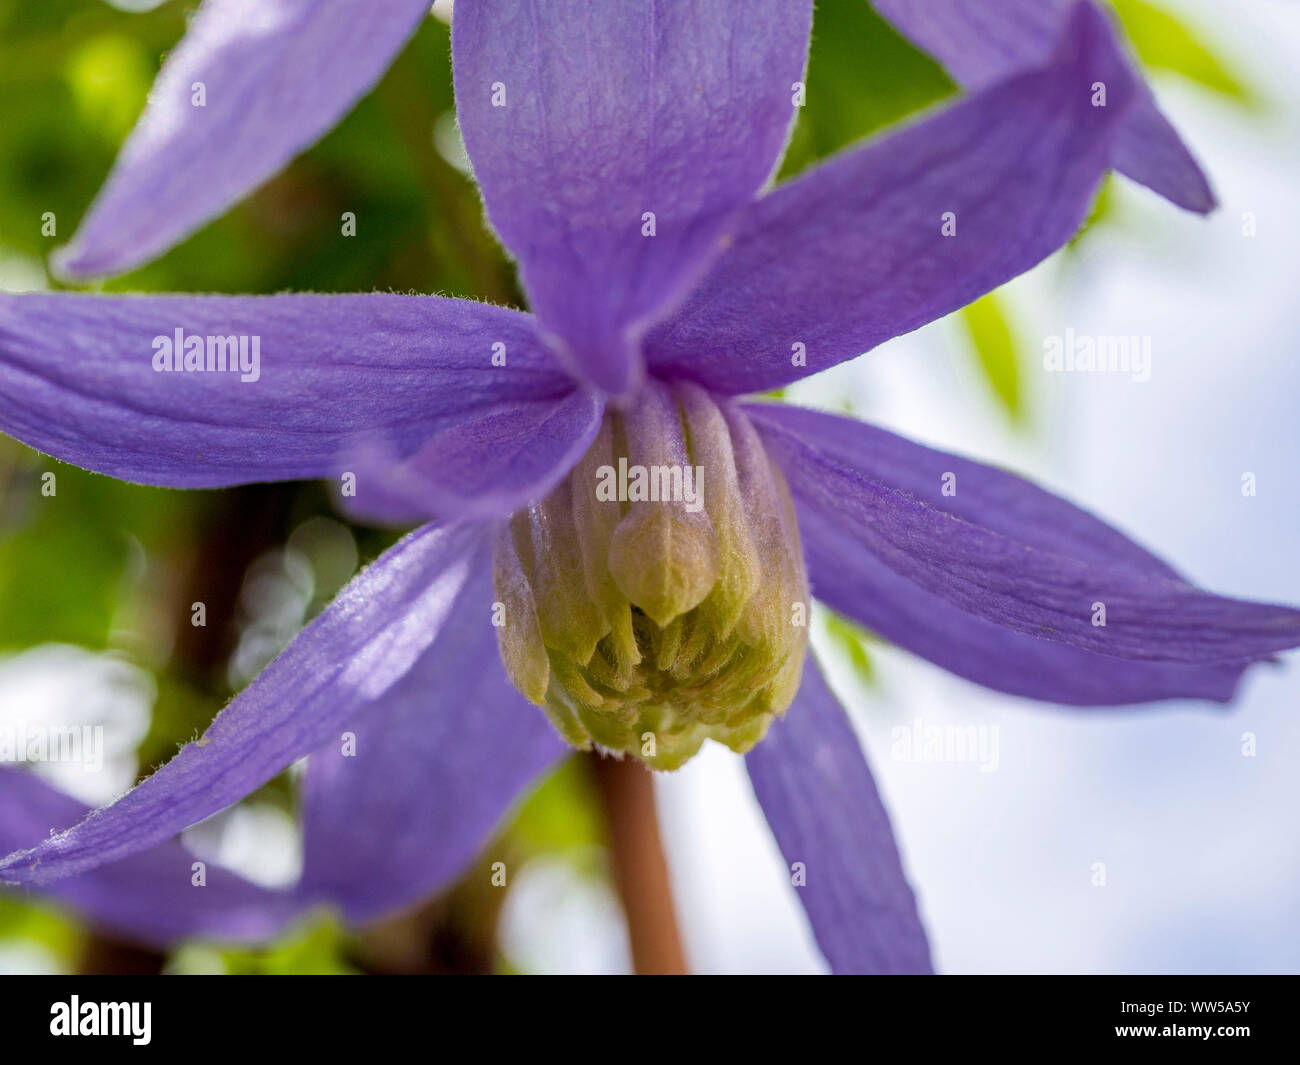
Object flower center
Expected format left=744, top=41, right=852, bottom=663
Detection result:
left=493, top=380, right=809, bottom=770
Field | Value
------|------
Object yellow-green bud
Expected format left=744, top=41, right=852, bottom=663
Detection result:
left=493, top=381, right=810, bottom=770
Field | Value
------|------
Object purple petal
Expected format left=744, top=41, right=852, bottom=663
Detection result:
left=0, top=291, right=589, bottom=520
left=1109, top=99, right=1216, bottom=214
left=452, top=0, right=812, bottom=397
left=343, top=389, right=604, bottom=526
left=870, top=0, right=1215, bottom=212
left=299, top=544, right=566, bottom=922
left=746, top=655, right=932, bottom=974
left=0, top=522, right=489, bottom=886
left=646, top=1, right=1137, bottom=395
left=54, top=0, right=431, bottom=278
left=0, top=768, right=302, bottom=947
left=752, top=404, right=1300, bottom=704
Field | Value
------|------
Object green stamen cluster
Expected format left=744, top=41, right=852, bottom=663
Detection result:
left=494, top=381, right=809, bottom=770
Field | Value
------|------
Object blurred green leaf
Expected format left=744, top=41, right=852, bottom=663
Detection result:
left=1111, top=0, right=1255, bottom=105
left=64, top=32, right=153, bottom=142
left=172, top=916, right=357, bottom=975
left=959, top=293, right=1023, bottom=422
left=1070, top=172, right=1121, bottom=248
left=0, top=449, right=192, bottom=651
left=824, top=611, right=876, bottom=687
left=779, top=0, right=955, bottom=179
left=0, top=896, right=84, bottom=964
left=509, top=757, right=603, bottom=859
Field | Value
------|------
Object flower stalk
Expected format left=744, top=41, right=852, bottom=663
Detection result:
left=589, top=753, right=688, bottom=975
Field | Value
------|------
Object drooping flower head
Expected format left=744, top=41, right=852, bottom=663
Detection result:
left=497, top=380, right=810, bottom=770
left=1, top=0, right=1295, bottom=974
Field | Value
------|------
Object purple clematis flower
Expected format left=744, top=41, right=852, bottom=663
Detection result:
left=1, top=0, right=1296, bottom=974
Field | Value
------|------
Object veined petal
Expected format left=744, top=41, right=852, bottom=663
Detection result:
left=870, top=0, right=1215, bottom=212
left=0, top=292, right=588, bottom=520
left=645, top=1, right=1136, bottom=395
left=452, top=0, right=812, bottom=398
left=0, top=768, right=303, bottom=948
left=746, top=655, right=932, bottom=975
left=0, top=523, right=488, bottom=886
left=299, top=540, right=567, bottom=922
left=752, top=404, right=1300, bottom=704
left=343, top=389, right=604, bottom=526
left=54, top=0, right=432, bottom=278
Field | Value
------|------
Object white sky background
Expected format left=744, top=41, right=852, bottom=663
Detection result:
left=657, top=0, right=1300, bottom=975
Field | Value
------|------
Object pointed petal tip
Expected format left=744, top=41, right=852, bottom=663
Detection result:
left=49, top=232, right=155, bottom=282
left=1165, top=171, right=1218, bottom=216
left=46, top=243, right=95, bottom=284
left=752, top=404, right=1300, bottom=707
left=52, top=0, right=431, bottom=278
left=747, top=656, right=934, bottom=974
left=646, top=2, right=1137, bottom=394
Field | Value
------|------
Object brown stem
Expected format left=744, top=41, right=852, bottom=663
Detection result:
left=588, top=753, right=689, bottom=975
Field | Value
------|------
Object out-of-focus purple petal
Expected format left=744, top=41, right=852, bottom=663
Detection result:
left=746, top=655, right=932, bottom=975
left=752, top=404, right=1300, bottom=703
left=343, top=389, right=604, bottom=526
left=0, top=768, right=303, bottom=947
left=1109, top=101, right=1216, bottom=214
left=869, top=0, right=1214, bottom=212
left=299, top=543, right=567, bottom=922
left=0, top=523, right=489, bottom=886
left=452, top=0, right=812, bottom=398
left=646, top=1, right=1134, bottom=395
left=0, top=292, right=590, bottom=519
left=54, top=0, right=431, bottom=278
